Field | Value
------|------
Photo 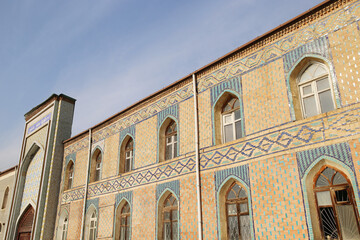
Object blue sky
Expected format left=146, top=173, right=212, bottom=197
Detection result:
left=0, top=0, right=324, bottom=171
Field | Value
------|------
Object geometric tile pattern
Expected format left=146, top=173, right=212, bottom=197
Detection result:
left=283, top=36, right=329, bottom=73
left=62, top=105, right=360, bottom=202
left=250, top=155, right=308, bottom=240
left=201, top=172, right=217, bottom=240
left=296, top=142, right=354, bottom=179
left=21, top=149, right=44, bottom=211
left=197, top=0, right=360, bottom=92
left=119, top=125, right=136, bottom=144
left=156, top=180, right=180, bottom=200
left=329, top=22, right=360, bottom=105
left=348, top=138, right=360, bottom=200
left=157, top=104, right=178, bottom=127
left=179, top=175, right=198, bottom=240
left=115, top=190, right=133, bottom=207
left=215, top=164, right=250, bottom=190
left=86, top=198, right=99, bottom=211
left=242, top=59, right=290, bottom=134
left=65, top=152, right=76, bottom=165
left=210, top=76, right=242, bottom=105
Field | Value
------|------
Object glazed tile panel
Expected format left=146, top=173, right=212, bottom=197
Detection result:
left=250, top=155, right=308, bottom=240
left=21, top=149, right=44, bottom=211
left=62, top=106, right=360, bottom=203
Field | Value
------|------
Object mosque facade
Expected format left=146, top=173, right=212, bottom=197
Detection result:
left=3, top=0, right=360, bottom=239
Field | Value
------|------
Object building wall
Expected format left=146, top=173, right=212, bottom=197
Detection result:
left=57, top=0, right=360, bottom=239
left=0, top=168, right=16, bottom=240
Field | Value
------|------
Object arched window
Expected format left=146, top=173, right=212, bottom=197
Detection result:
left=225, top=182, right=251, bottom=239
left=313, top=166, right=360, bottom=239
left=115, top=200, right=131, bottom=240
left=89, top=212, right=97, bottom=240
left=222, top=97, right=242, bottom=143
left=119, top=202, right=130, bottom=240
left=64, top=162, right=74, bottom=191
left=158, top=194, right=178, bottom=240
left=165, top=121, right=178, bottom=161
left=61, top=217, right=68, bottom=240
left=298, top=62, right=335, bottom=118
left=90, top=149, right=102, bottom=183
left=120, top=137, right=134, bottom=174
left=2, top=187, right=9, bottom=209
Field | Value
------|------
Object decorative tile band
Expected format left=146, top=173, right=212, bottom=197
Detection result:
left=61, top=106, right=360, bottom=203
left=215, top=164, right=250, bottom=190
left=156, top=180, right=180, bottom=200
left=296, top=142, right=354, bottom=179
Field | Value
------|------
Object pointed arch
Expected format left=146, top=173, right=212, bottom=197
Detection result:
left=217, top=176, right=254, bottom=240
left=213, top=90, right=244, bottom=145
left=119, top=134, right=135, bottom=174
left=114, top=198, right=132, bottom=240
left=56, top=209, right=69, bottom=240
left=301, top=156, right=360, bottom=239
left=287, top=54, right=340, bottom=120
left=84, top=204, right=98, bottom=240
left=90, top=147, right=103, bottom=183
left=156, top=189, right=179, bottom=240
left=16, top=204, right=35, bottom=240
left=2, top=186, right=9, bottom=209
left=63, top=160, right=74, bottom=191
left=158, top=117, right=179, bottom=163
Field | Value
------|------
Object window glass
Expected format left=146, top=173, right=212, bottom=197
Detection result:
left=222, top=97, right=243, bottom=143
left=299, top=63, right=335, bottom=118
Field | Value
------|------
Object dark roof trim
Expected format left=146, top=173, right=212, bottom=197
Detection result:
left=0, top=165, right=18, bottom=176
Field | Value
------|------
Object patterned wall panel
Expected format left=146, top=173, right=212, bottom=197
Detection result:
left=65, top=153, right=76, bottom=165
left=157, top=105, right=179, bottom=127
left=250, top=155, right=308, bottom=240
left=242, top=59, right=291, bottom=135
left=215, top=164, right=250, bottom=190
left=198, top=90, right=213, bottom=148
left=135, top=116, right=158, bottom=169
left=201, top=171, right=217, bottom=240
left=21, top=149, right=44, bottom=211
left=102, top=133, right=119, bottom=178
left=296, top=142, right=354, bottom=179
left=67, top=200, right=83, bottom=240
left=115, top=191, right=133, bottom=207
left=86, top=198, right=99, bottom=211
left=179, top=175, right=197, bottom=239
left=349, top=138, right=360, bottom=202
left=132, top=185, right=156, bottom=239
left=98, top=195, right=115, bottom=239
left=210, top=76, right=242, bottom=105
left=179, top=98, right=195, bottom=155
left=156, top=180, right=180, bottom=200
left=329, top=22, right=360, bottom=106
left=119, top=125, right=136, bottom=144
left=72, top=148, right=88, bottom=188
left=283, top=36, right=330, bottom=73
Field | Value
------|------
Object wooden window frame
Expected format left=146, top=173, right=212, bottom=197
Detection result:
left=298, top=62, right=335, bottom=118
left=124, top=139, right=133, bottom=173
left=119, top=202, right=131, bottom=240
left=165, top=121, right=177, bottom=161
left=313, top=165, right=360, bottom=240
left=89, top=212, right=97, bottom=240
left=94, top=152, right=102, bottom=182
left=221, top=97, right=242, bottom=144
left=162, top=194, right=178, bottom=240
left=225, top=182, right=249, bottom=240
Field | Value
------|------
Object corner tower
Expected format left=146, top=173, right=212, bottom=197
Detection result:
left=6, top=94, right=75, bottom=240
